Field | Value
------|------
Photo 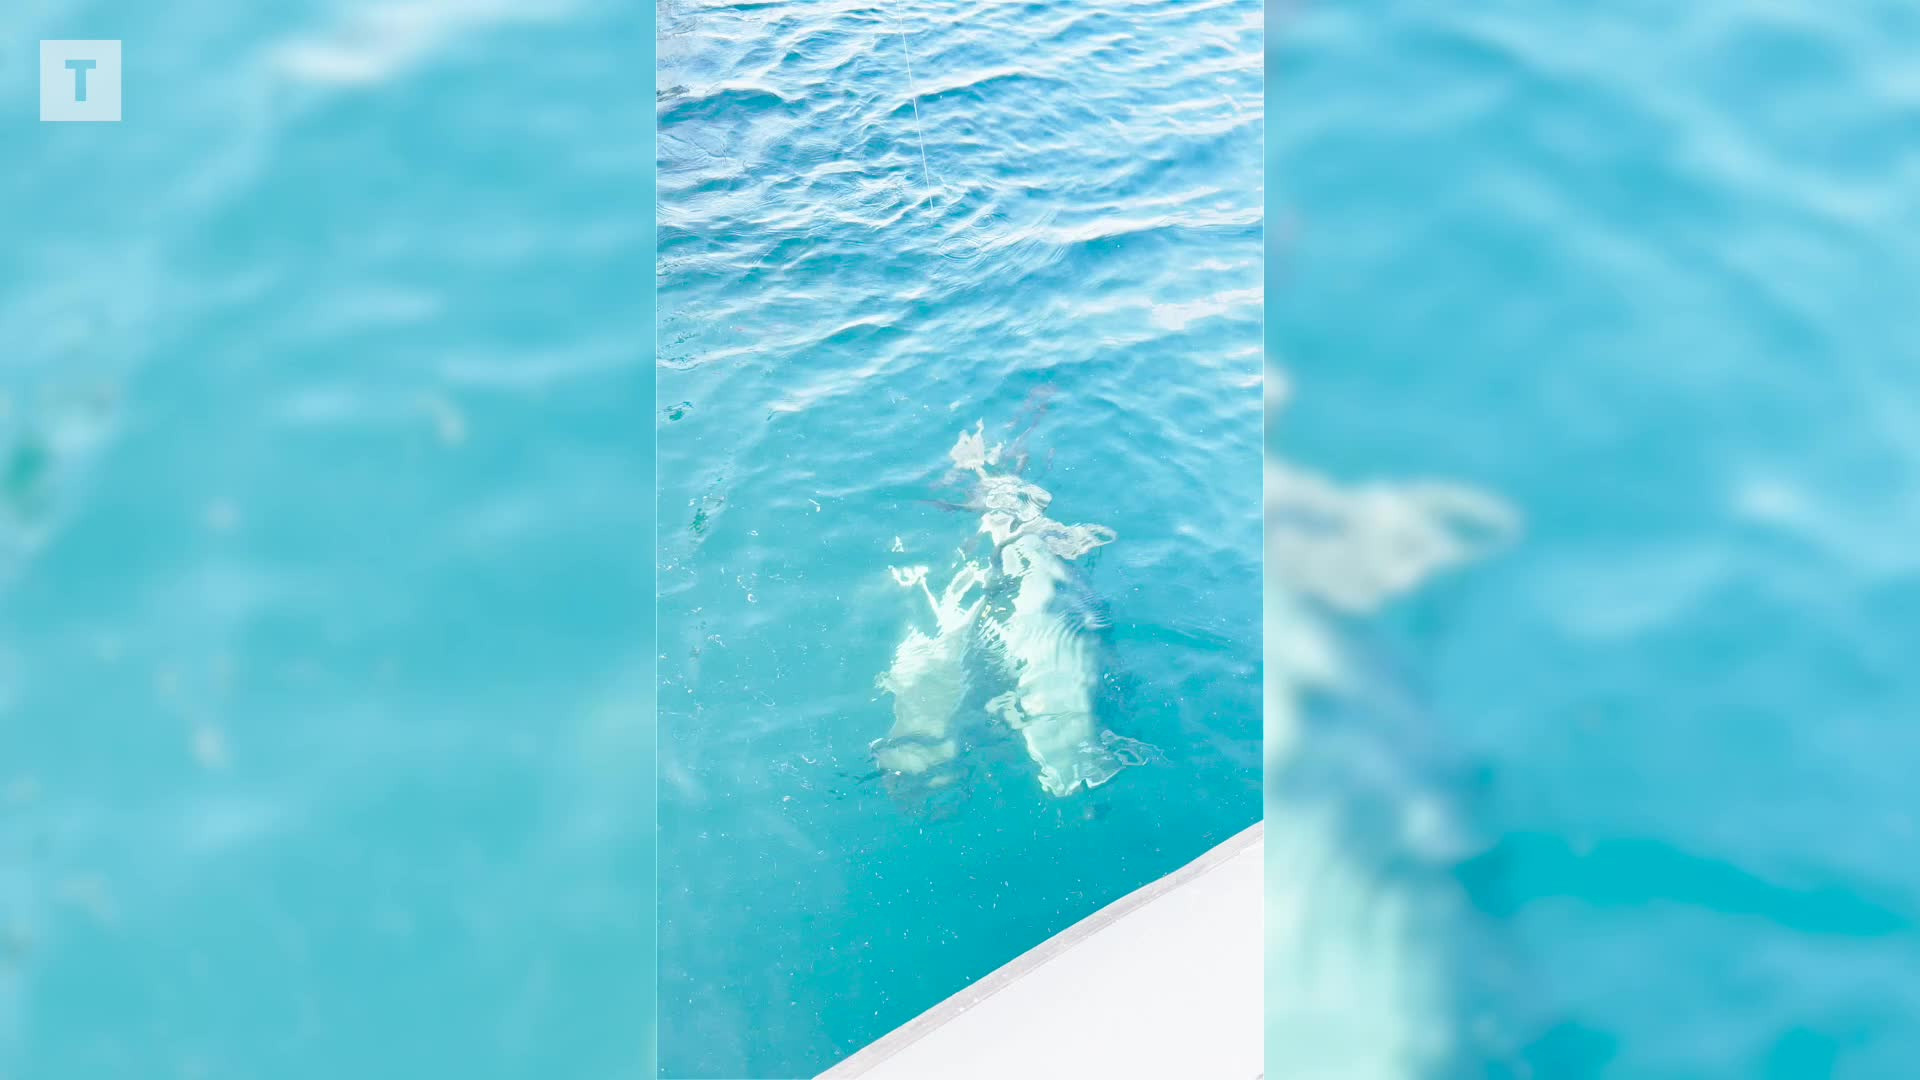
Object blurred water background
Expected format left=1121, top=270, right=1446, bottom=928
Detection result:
left=1, top=3, right=654, bottom=1077
left=18, top=1, right=1916, bottom=1077
left=656, top=0, right=1261, bottom=1076
left=1265, top=1, right=1920, bottom=1077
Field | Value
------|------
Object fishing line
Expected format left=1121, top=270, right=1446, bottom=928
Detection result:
left=886, top=8, right=936, bottom=204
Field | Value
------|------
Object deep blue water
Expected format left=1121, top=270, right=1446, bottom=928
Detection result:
left=1267, top=1, right=1920, bottom=1077
left=656, top=0, right=1263, bottom=1076
left=2, top=4, right=653, bottom=1078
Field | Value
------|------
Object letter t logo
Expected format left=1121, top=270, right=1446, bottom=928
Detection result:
left=40, top=41, right=122, bottom=122
left=66, top=58, right=97, bottom=102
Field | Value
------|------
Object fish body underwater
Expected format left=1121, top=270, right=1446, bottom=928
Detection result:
left=893, top=421, right=1151, bottom=797
left=871, top=562, right=988, bottom=785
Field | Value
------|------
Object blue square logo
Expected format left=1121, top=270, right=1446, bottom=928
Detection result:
left=41, top=40, right=122, bottom=122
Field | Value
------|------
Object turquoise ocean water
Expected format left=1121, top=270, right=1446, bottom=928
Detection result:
left=656, top=0, right=1262, bottom=1075
left=3, top=4, right=653, bottom=1078
left=1267, top=1, right=1920, bottom=1077
left=11, top=2, right=1917, bottom=1078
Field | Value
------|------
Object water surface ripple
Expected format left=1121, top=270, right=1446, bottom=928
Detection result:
left=657, top=0, right=1263, bottom=1075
